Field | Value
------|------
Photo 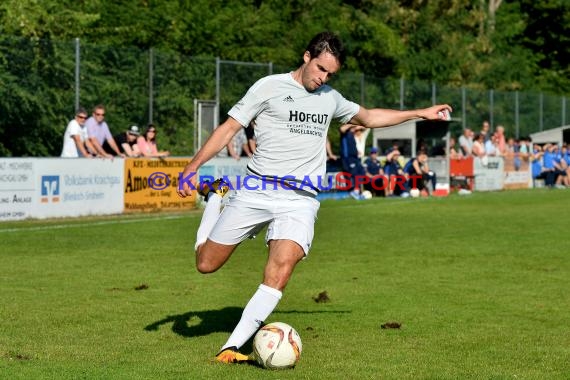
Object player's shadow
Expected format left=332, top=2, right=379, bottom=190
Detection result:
left=144, top=306, right=242, bottom=337
left=144, top=307, right=351, bottom=338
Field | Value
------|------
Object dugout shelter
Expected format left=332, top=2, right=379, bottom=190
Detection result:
left=529, top=125, right=570, bottom=146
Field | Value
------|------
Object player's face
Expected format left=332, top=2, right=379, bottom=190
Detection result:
left=301, top=51, right=340, bottom=92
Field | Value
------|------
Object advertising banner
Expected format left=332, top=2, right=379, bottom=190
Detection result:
left=33, top=158, right=124, bottom=218
left=473, top=156, right=504, bottom=191
left=0, top=158, right=35, bottom=221
left=503, top=155, right=532, bottom=189
left=124, top=158, right=196, bottom=212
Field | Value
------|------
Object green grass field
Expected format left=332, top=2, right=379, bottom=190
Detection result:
left=1, top=189, right=570, bottom=379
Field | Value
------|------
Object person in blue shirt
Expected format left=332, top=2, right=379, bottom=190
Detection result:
left=383, top=147, right=408, bottom=196
left=363, top=147, right=386, bottom=196
left=534, top=144, right=557, bottom=187
left=404, top=150, right=436, bottom=194
left=340, top=124, right=366, bottom=199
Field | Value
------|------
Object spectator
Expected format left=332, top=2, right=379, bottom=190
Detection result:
left=485, top=133, right=499, bottom=157
left=480, top=120, right=491, bottom=142
left=458, top=128, right=473, bottom=156
left=137, top=124, right=170, bottom=158
left=354, top=126, right=370, bottom=158
left=383, top=147, right=408, bottom=197
left=60, top=107, right=96, bottom=158
left=495, top=125, right=507, bottom=155
left=114, top=125, right=142, bottom=157
left=245, top=121, right=257, bottom=155
left=220, top=126, right=251, bottom=160
left=363, top=147, right=386, bottom=197
left=85, top=104, right=123, bottom=158
left=531, top=144, right=556, bottom=187
left=326, top=136, right=341, bottom=172
left=472, top=133, right=486, bottom=158
left=404, top=150, right=436, bottom=194
left=552, top=145, right=569, bottom=188
left=339, top=124, right=366, bottom=199
left=448, top=136, right=463, bottom=159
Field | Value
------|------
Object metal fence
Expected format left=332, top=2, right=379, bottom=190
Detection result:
left=1, top=37, right=567, bottom=156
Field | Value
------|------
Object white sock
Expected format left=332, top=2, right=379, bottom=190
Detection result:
left=194, top=194, right=222, bottom=251
left=221, top=284, right=282, bottom=350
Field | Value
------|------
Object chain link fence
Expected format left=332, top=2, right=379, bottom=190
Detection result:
left=0, top=37, right=567, bottom=157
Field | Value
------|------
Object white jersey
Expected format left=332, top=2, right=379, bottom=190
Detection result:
left=228, top=73, right=359, bottom=187
left=61, top=119, right=89, bottom=158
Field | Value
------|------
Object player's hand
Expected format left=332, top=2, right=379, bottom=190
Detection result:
left=421, top=104, right=452, bottom=120
left=177, top=165, right=198, bottom=198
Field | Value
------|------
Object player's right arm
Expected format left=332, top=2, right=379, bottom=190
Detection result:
left=177, top=117, right=243, bottom=197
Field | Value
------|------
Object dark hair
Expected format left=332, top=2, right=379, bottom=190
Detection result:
left=144, top=123, right=157, bottom=142
left=305, top=31, right=346, bottom=66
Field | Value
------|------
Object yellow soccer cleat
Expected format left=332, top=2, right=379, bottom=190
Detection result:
left=215, top=346, right=252, bottom=364
left=198, top=178, right=229, bottom=201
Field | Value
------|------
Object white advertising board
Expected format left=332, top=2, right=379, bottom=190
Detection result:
left=473, top=156, right=504, bottom=191
left=0, top=158, right=124, bottom=221
left=0, top=158, right=36, bottom=220
left=33, top=159, right=124, bottom=219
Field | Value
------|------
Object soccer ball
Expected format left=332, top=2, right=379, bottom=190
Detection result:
left=253, top=322, right=302, bottom=369
left=361, top=190, right=373, bottom=199
left=410, top=188, right=421, bottom=198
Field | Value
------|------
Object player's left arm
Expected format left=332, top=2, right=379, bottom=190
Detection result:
left=349, top=104, right=452, bottom=129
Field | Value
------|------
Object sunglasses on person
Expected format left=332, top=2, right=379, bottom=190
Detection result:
left=76, top=115, right=87, bottom=120
left=95, top=112, right=105, bottom=117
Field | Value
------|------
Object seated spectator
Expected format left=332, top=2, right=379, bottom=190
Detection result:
left=137, top=124, right=170, bottom=158
left=383, top=148, right=408, bottom=197
left=552, top=145, right=569, bottom=188
left=113, top=125, right=142, bottom=157
left=448, top=136, right=463, bottom=159
left=363, top=147, right=386, bottom=197
left=532, top=144, right=556, bottom=187
left=61, top=107, right=96, bottom=158
left=404, top=150, right=436, bottom=194
left=86, top=104, right=123, bottom=158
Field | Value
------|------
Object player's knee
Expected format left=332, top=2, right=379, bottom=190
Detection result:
left=195, top=258, right=218, bottom=274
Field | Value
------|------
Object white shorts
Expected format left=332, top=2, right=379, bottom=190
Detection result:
left=209, top=185, right=320, bottom=255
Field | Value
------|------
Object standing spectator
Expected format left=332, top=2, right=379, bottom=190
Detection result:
left=480, top=120, right=491, bottom=142
left=485, top=133, right=499, bottom=157
left=495, top=125, right=507, bottom=155
left=448, top=136, right=463, bottom=159
left=363, top=147, right=386, bottom=196
left=458, top=128, right=473, bottom=156
left=340, top=124, right=366, bottom=199
left=245, top=121, right=257, bottom=155
left=113, top=125, right=142, bottom=157
left=61, top=107, right=96, bottom=158
left=354, top=126, right=370, bottom=158
left=472, top=133, right=486, bottom=158
left=137, top=124, right=170, bottom=158
left=85, top=104, right=123, bottom=158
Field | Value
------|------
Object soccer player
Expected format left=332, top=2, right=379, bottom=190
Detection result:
left=177, top=31, right=452, bottom=363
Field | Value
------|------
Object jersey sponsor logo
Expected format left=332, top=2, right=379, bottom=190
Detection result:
left=288, top=110, right=329, bottom=124
left=283, top=95, right=294, bottom=102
